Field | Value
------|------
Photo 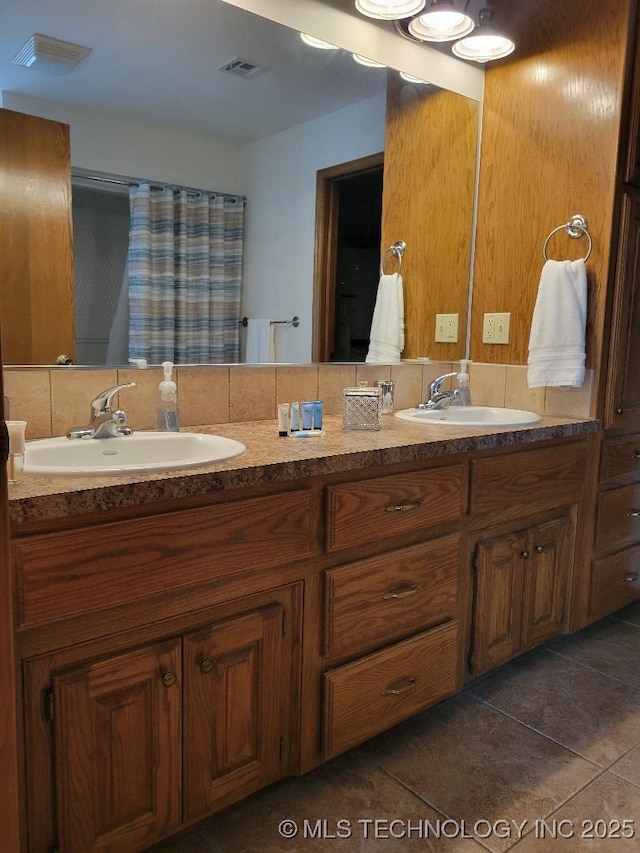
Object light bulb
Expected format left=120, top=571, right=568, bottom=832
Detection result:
left=352, top=54, right=386, bottom=68
left=452, top=7, right=514, bottom=62
left=355, top=0, right=426, bottom=21
left=408, top=1, right=474, bottom=42
left=300, top=33, right=339, bottom=50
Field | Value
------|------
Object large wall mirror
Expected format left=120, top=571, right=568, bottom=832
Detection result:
left=0, top=0, right=481, bottom=366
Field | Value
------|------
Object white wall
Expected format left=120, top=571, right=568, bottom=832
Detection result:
left=1, top=92, right=242, bottom=193
left=240, top=91, right=386, bottom=362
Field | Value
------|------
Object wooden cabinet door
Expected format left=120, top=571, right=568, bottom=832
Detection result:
left=0, top=108, right=75, bottom=364
left=184, top=601, right=287, bottom=821
left=53, top=639, right=182, bottom=853
left=521, top=517, right=571, bottom=650
left=604, top=192, right=640, bottom=429
left=471, top=531, right=526, bottom=675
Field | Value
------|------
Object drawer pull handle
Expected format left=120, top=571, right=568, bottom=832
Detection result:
left=626, top=509, right=640, bottom=518
left=200, top=659, right=214, bottom=674
left=382, top=583, right=419, bottom=601
left=161, top=672, right=177, bottom=688
left=625, top=572, right=639, bottom=583
left=633, top=452, right=640, bottom=459
left=386, top=498, right=422, bottom=513
left=382, top=676, right=418, bottom=696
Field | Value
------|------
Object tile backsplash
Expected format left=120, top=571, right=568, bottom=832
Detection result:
left=3, top=362, right=595, bottom=440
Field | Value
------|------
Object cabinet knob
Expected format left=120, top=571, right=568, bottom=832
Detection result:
left=520, top=550, right=530, bottom=559
left=633, top=451, right=640, bottom=459
left=382, top=583, right=419, bottom=601
left=535, top=544, right=545, bottom=553
left=381, top=675, right=418, bottom=696
left=616, top=407, right=624, bottom=415
left=626, top=509, right=640, bottom=518
left=200, top=659, right=214, bottom=674
left=161, top=672, right=177, bottom=688
left=386, top=498, right=422, bottom=513
left=625, top=572, right=639, bottom=583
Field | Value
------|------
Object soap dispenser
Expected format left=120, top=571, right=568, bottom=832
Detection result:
left=157, top=361, right=180, bottom=432
left=456, top=359, right=472, bottom=406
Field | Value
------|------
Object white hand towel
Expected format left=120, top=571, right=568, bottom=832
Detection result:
left=527, top=259, right=587, bottom=388
left=366, top=272, right=405, bottom=364
left=245, top=318, right=276, bottom=363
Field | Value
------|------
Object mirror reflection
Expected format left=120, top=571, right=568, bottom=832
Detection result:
left=0, top=0, right=480, bottom=366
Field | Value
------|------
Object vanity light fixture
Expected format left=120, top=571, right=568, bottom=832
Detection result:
left=408, top=0, right=475, bottom=42
left=355, top=0, right=426, bottom=21
left=399, top=71, right=432, bottom=84
left=352, top=53, right=386, bottom=67
left=300, top=33, right=339, bottom=49
left=451, top=6, right=515, bottom=62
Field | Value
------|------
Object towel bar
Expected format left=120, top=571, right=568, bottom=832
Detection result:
left=240, top=316, right=300, bottom=327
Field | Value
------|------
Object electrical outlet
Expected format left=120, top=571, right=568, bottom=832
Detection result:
left=435, top=313, right=459, bottom=343
left=482, top=312, right=511, bottom=344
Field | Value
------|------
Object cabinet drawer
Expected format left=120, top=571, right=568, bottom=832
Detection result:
left=326, top=466, right=466, bottom=552
left=14, top=491, right=318, bottom=626
left=601, top=435, right=640, bottom=483
left=470, top=443, right=586, bottom=516
left=324, top=535, right=459, bottom=660
left=323, top=620, right=459, bottom=758
left=591, top=546, right=640, bottom=621
left=595, top=484, right=640, bottom=552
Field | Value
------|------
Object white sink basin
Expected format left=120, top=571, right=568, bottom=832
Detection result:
left=395, top=406, right=542, bottom=428
left=24, top=431, right=246, bottom=476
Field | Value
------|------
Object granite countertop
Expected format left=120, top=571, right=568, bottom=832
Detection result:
left=8, top=413, right=600, bottom=528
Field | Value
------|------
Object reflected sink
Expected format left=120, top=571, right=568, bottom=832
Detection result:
left=24, top=431, right=246, bottom=476
left=395, top=406, right=542, bottom=428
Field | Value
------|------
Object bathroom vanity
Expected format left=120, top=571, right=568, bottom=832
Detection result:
left=8, top=414, right=601, bottom=852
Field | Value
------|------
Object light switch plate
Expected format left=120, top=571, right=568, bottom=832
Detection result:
left=435, top=313, right=459, bottom=343
left=482, top=312, right=511, bottom=344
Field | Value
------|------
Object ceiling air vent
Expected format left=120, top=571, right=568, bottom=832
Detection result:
left=12, top=33, right=92, bottom=76
left=216, top=56, right=268, bottom=80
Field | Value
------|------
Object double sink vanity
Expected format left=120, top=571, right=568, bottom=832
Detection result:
left=7, top=403, right=608, bottom=852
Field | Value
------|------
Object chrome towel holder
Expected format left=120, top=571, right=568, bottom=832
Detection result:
left=240, top=316, right=300, bottom=327
left=381, top=240, right=406, bottom=275
left=543, top=214, right=592, bottom=262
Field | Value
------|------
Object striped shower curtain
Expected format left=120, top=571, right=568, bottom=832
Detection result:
left=127, top=181, right=244, bottom=363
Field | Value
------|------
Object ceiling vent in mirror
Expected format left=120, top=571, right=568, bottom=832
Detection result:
left=216, top=57, right=269, bottom=80
left=12, top=33, right=92, bottom=75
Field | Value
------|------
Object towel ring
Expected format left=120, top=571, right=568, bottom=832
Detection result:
left=543, top=215, right=592, bottom=262
left=381, top=240, right=406, bottom=276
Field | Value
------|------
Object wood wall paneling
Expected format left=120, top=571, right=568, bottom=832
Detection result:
left=382, top=75, right=478, bottom=361
left=471, top=0, right=632, bottom=372
left=0, top=109, right=75, bottom=365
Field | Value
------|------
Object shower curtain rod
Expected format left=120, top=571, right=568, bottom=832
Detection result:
left=71, top=170, right=246, bottom=204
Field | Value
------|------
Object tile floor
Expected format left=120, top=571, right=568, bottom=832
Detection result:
left=150, top=602, right=640, bottom=852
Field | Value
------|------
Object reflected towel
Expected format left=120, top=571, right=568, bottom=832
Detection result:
left=366, top=273, right=405, bottom=364
left=527, top=258, right=587, bottom=388
left=245, top=318, right=276, bottom=363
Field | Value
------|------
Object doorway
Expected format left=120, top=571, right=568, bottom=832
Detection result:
left=313, top=153, right=384, bottom=362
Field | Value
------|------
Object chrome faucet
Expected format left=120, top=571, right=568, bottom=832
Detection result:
left=419, top=372, right=462, bottom=410
left=67, top=383, right=136, bottom=439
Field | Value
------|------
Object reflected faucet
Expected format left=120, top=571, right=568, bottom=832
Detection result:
left=67, top=383, right=136, bottom=439
left=418, top=372, right=462, bottom=410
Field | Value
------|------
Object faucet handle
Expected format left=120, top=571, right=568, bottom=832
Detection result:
left=91, top=383, right=136, bottom=417
left=429, top=372, right=458, bottom=396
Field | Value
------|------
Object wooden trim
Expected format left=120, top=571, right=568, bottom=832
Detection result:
left=312, top=152, right=384, bottom=362
left=0, top=361, right=21, bottom=852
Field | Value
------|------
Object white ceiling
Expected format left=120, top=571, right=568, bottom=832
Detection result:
left=0, top=0, right=388, bottom=144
